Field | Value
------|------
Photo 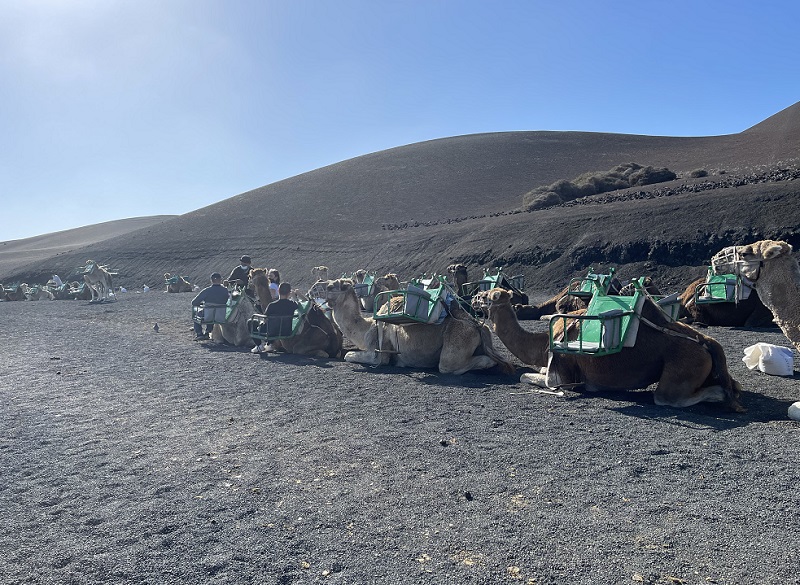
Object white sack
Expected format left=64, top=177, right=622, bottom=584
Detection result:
left=742, top=343, right=794, bottom=376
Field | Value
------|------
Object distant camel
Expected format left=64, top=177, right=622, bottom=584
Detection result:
left=24, top=285, right=55, bottom=301
left=82, top=261, right=114, bottom=303
left=164, top=273, right=193, bottom=293
left=311, top=266, right=329, bottom=283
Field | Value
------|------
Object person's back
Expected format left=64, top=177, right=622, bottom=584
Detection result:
left=192, top=273, right=230, bottom=340
left=264, top=282, right=298, bottom=338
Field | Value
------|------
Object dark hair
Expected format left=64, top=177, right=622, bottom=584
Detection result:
left=278, top=282, right=291, bottom=296
left=268, top=269, right=280, bottom=283
left=240, top=255, right=251, bottom=263
left=210, top=272, right=222, bottom=281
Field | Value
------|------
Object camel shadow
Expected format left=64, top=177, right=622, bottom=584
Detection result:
left=348, top=363, right=519, bottom=389
left=576, top=388, right=794, bottom=430
left=257, top=352, right=337, bottom=369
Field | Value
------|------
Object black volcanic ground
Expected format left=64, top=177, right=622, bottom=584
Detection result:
left=2, top=101, right=799, bottom=294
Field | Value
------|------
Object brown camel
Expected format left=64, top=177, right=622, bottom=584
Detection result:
left=253, top=301, right=344, bottom=358
left=480, top=288, right=743, bottom=410
left=472, top=288, right=579, bottom=369
left=513, top=275, right=661, bottom=320
left=164, top=273, right=193, bottom=293
left=324, top=279, right=514, bottom=375
left=678, top=273, right=775, bottom=327
left=712, top=240, right=800, bottom=352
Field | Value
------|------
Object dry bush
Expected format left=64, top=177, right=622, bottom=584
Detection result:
left=522, top=162, right=677, bottom=210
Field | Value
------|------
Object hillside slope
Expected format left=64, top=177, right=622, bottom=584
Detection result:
left=2, top=102, right=799, bottom=293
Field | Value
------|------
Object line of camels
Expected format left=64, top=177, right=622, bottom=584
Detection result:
left=200, top=239, right=799, bottom=414
left=1, top=260, right=115, bottom=303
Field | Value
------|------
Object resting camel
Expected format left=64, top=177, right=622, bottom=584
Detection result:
left=254, top=301, right=344, bottom=358
left=478, top=287, right=743, bottom=410
left=3, top=283, right=28, bottom=301
left=83, top=261, right=114, bottom=303
left=712, top=240, right=800, bottom=352
left=311, top=266, right=329, bottom=283
left=323, top=279, right=514, bottom=375
left=358, top=272, right=402, bottom=313
left=164, top=273, right=193, bottom=293
left=24, top=285, right=55, bottom=301
left=677, top=273, right=775, bottom=327
left=211, top=291, right=256, bottom=347
left=513, top=276, right=661, bottom=320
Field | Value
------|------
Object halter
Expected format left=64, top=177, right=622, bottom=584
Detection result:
left=710, top=246, right=763, bottom=284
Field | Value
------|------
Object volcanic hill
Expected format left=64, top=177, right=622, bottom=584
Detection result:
left=2, top=101, right=799, bottom=294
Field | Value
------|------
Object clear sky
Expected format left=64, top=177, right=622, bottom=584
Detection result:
left=1, top=0, right=798, bottom=242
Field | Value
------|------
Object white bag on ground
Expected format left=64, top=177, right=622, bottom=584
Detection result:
left=742, top=343, right=795, bottom=376
left=789, top=402, right=800, bottom=422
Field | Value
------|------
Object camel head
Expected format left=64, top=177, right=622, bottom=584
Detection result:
left=311, top=265, right=329, bottom=281
left=249, top=267, right=268, bottom=285
left=164, top=273, right=171, bottom=279
left=713, top=240, right=793, bottom=281
left=323, top=278, right=356, bottom=308
left=471, top=287, right=511, bottom=314
left=376, top=273, right=400, bottom=291
left=353, top=269, right=367, bottom=283
left=447, top=264, right=469, bottom=287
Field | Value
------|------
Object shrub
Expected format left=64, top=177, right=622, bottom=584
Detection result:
left=689, top=169, right=708, bottom=178
left=522, top=161, right=676, bottom=210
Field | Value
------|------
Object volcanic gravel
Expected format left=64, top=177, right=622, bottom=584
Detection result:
left=2, top=292, right=799, bottom=585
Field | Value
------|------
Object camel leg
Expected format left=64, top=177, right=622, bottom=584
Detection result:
left=438, top=329, right=484, bottom=374
left=520, top=371, right=549, bottom=387
left=344, top=350, right=385, bottom=366
left=440, top=355, right=496, bottom=375
left=652, top=356, right=721, bottom=407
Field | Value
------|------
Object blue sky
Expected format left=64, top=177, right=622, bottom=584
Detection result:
left=1, top=0, right=798, bottom=242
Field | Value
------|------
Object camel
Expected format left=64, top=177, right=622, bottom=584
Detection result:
left=211, top=291, right=256, bottom=347
left=357, top=272, right=402, bottom=313
left=478, top=287, right=743, bottom=410
left=249, top=268, right=274, bottom=312
left=252, top=300, right=344, bottom=358
left=472, top=288, right=574, bottom=369
left=447, top=264, right=469, bottom=292
left=164, top=273, right=193, bottom=293
left=513, top=275, right=660, bottom=320
left=711, top=240, right=800, bottom=352
left=82, top=261, right=114, bottom=303
left=677, top=273, right=775, bottom=327
left=3, top=283, right=28, bottom=301
left=24, top=285, right=55, bottom=301
left=311, top=266, right=329, bottom=283
left=323, top=278, right=515, bottom=375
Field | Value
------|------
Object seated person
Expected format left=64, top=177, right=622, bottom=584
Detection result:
left=191, top=272, right=230, bottom=340
left=226, top=255, right=253, bottom=288
left=267, top=268, right=281, bottom=301
left=264, top=281, right=298, bottom=338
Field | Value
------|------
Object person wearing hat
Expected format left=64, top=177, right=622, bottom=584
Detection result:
left=191, top=272, right=230, bottom=340
left=227, top=255, right=253, bottom=288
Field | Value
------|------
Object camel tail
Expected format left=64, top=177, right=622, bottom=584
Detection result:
left=479, top=325, right=516, bottom=376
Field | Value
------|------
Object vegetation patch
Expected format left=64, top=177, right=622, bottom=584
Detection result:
left=522, top=162, right=677, bottom=210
